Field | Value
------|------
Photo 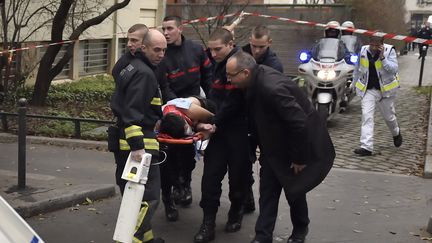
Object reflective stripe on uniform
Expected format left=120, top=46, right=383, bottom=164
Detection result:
left=375, top=60, right=382, bottom=70
left=355, top=80, right=367, bottom=92
left=151, top=97, right=162, bottom=106
left=381, top=80, right=400, bottom=92
left=360, top=58, right=369, bottom=68
left=125, top=125, right=143, bottom=139
left=119, top=138, right=159, bottom=151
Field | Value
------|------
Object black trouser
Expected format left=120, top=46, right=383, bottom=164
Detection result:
left=199, top=125, right=250, bottom=215
left=160, top=143, right=196, bottom=197
left=254, top=160, right=310, bottom=242
left=114, top=150, right=161, bottom=242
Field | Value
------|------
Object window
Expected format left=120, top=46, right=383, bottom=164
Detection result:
left=38, top=43, right=71, bottom=80
left=79, top=39, right=110, bottom=75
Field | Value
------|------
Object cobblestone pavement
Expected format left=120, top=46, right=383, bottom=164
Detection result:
left=326, top=52, right=431, bottom=176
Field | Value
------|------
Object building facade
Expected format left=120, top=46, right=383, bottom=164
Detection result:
left=2, top=0, right=165, bottom=84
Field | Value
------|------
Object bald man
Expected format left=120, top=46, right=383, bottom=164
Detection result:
left=111, top=25, right=167, bottom=243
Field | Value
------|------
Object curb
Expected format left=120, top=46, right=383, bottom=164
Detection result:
left=424, top=91, right=432, bottom=179
left=0, top=133, right=108, bottom=151
left=11, top=184, right=116, bottom=218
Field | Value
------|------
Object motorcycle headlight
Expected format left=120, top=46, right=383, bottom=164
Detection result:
left=317, top=70, right=336, bottom=81
left=299, top=51, right=310, bottom=63
left=350, top=54, right=359, bottom=64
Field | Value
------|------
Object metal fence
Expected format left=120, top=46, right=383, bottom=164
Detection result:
left=0, top=111, right=114, bottom=139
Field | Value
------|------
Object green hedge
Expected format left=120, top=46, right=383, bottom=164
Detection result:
left=7, top=74, right=114, bottom=106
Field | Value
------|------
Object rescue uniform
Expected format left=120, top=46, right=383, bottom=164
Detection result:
left=111, top=50, right=162, bottom=243
left=245, top=65, right=335, bottom=242
left=353, top=44, right=400, bottom=152
left=200, top=47, right=250, bottom=218
left=156, top=35, right=213, bottom=207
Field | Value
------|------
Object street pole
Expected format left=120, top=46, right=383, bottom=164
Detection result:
left=18, top=98, right=27, bottom=189
left=418, top=45, right=427, bottom=87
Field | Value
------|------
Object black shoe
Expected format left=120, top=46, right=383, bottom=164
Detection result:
left=179, top=184, right=192, bottom=207
left=224, top=207, right=243, bottom=233
left=393, top=132, right=402, bottom=147
left=194, top=219, right=215, bottom=243
left=163, top=200, right=178, bottom=222
left=287, top=236, right=305, bottom=243
left=162, top=193, right=178, bottom=222
left=172, top=186, right=183, bottom=205
left=243, top=190, right=255, bottom=214
left=287, top=227, right=308, bottom=243
left=354, top=148, right=372, bottom=156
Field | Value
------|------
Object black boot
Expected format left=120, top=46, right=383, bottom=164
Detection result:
left=225, top=205, right=244, bottom=233
left=172, top=185, right=183, bottom=205
left=162, top=193, right=178, bottom=222
left=179, top=183, right=192, bottom=207
left=194, top=214, right=216, bottom=243
left=243, top=189, right=255, bottom=214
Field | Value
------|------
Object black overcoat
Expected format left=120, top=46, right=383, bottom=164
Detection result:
left=246, top=65, right=335, bottom=197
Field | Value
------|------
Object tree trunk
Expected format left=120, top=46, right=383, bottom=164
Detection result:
left=31, top=0, right=131, bottom=106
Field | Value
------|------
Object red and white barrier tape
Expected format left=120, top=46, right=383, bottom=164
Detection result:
left=243, top=12, right=432, bottom=45
left=1, top=11, right=431, bottom=56
left=0, top=12, right=242, bottom=56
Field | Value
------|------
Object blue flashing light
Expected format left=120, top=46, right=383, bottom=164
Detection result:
left=350, top=54, right=359, bottom=64
left=299, top=51, right=310, bottom=63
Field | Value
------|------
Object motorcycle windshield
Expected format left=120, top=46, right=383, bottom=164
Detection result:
left=313, top=38, right=344, bottom=62
left=341, top=35, right=360, bottom=54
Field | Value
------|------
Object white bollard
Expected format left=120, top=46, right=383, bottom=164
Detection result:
left=113, top=153, right=152, bottom=243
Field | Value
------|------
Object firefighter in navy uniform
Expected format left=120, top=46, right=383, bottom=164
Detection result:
left=110, top=26, right=167, bottom=243
left=156, top=15, right=213, bottom=222
left=193, top=28, right=250, bottom=243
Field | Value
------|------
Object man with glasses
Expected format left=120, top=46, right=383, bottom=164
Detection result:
left=193, top=28, right=250, bottom=243
left=225, top=51, right=334, bottom=243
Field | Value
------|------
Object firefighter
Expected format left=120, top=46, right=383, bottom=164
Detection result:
left=193, top=28, right=250, bottom=243
left=157, top=15, right=213, bottom=222
left=110, top=26, right=166, bottom=243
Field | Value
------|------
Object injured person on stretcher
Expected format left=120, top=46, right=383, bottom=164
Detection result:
left=156, top=96, right=217, bottom=143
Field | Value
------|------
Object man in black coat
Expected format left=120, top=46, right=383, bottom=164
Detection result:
left=226, top=51, right=335, bottom=243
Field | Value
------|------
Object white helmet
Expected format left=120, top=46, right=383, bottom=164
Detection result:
left=342, top=21, right=355, bottom=29
left=325, top=21, right=340, bottom=30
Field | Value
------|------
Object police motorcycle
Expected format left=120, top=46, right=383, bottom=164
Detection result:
left=298, top=38, right=358, bottom=121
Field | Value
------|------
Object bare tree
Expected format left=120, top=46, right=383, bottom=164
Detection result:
left=176, top=0, right=250, bottom=47
left=350, top=0, right=407, bottom=50
left=0, top=0, right=56, bottom=100
left=32, top=0, right=131, bottom=106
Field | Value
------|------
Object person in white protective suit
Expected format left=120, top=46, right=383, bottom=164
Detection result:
left=352, top=35, right=402, bottom=156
